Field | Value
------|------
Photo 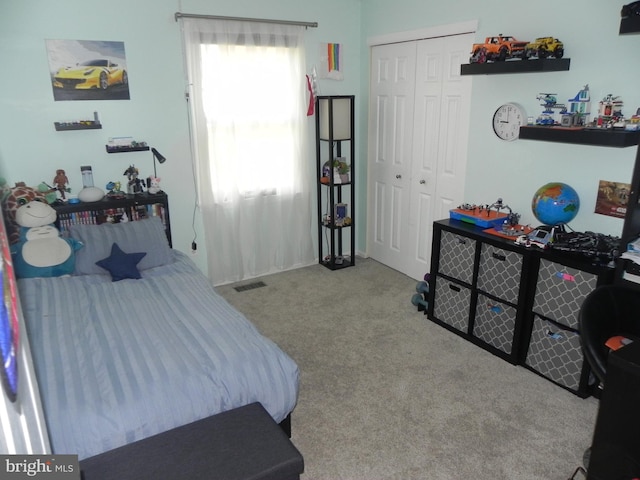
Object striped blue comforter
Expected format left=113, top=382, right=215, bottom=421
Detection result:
left=19, top=251, right=299, bottom=460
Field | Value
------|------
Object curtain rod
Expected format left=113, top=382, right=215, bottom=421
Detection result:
left=174, top=12, right=318, bottom=28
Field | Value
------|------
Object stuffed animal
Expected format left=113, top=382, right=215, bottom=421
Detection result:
left=8, top=192, right=82, bottom=278
left=2, top=183, right=47, bottom=244
left=147, top=176, right=162, bottom=194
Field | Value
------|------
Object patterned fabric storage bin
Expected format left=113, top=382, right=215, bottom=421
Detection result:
left=533, top=259, right=598, bottom=330
left=432, top=277, right=471, bottom=334
left=473, top=294, right=516, bottom=356
left=438, top=230, right=476, bottom=285
left=525, top=314, right=588, bottom=395
left=476, top=245, right=523, bottom=304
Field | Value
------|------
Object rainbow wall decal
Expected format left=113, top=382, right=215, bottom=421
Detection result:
left=327, top=43, right=340, bottom=72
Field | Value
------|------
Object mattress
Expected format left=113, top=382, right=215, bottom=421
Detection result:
left=19, top=251, right=299, bottom=460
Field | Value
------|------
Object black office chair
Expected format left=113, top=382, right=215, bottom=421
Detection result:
left=577, top=284, right=640, bottom=479
left=578, top=284, right=640, bottom=385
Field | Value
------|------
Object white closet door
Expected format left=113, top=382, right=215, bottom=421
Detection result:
left=368, top=34, right=473, bottom=281
left=368, top=41, right=417, bottom=274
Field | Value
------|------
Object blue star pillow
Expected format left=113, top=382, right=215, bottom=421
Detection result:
left=95, top=243, right=147, bottom=282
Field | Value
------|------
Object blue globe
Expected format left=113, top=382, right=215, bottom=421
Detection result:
left=532, top=182, right=580, bottom=226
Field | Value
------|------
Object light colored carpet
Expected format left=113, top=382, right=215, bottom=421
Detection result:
left=216, top=257, right=597, bottom=480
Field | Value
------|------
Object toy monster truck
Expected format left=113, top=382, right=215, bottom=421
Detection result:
left=524, top=37, right=564, bottom=59
left=469, top=35, right=529, bottom=63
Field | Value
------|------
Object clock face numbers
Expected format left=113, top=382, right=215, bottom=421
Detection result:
left=493, top=103, right=526, bottom=141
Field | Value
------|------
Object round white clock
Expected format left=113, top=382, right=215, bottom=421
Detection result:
left=492, top=103, right=527, bottom=141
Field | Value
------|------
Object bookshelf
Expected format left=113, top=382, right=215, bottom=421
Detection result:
left=53, top=192, right=171, bottom=247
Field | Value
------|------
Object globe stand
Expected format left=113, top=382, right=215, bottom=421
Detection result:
left=531, top=182, right=580, bottom=239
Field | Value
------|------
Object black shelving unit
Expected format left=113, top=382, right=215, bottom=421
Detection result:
left=519, top=125, right=640, bottom=147
left=315, top=95, right=355, bottom=270
left=53, top=192, right=171, bottom=247
left=460, top=58, right=570, bottom=75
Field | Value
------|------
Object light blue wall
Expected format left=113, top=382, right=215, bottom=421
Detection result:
left=0, top=0, right=362, bottom=274
left=361, top=0, right=640, bottom=238
left=2, top=1, right=639, bottom=277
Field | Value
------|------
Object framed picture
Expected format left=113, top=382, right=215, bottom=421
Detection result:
left=319, top=43, right=344, bottom=80
left=334, top=203, right=347, bottom=227
left=595, top=180, right=630, bottom=219
left=46, top=39, right=130, bottom=101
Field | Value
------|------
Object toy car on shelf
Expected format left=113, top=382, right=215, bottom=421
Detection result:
left=469, top=35, right=529, bottom=63
left=535, top=114, right=556, bottom=125
left=524, top=37, right=564, bottom=59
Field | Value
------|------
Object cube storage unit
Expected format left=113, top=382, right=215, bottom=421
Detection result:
left=476, top=245, right=523, bottom=305
left=523, top=257, right=612, bottom=397
left=429, top=220, right=531, bottom=364
left=473, top=295, right=517, bottom=356
left=437, top=230, right=476, bottom=284
left=532, top=259, right=599, bottom=329
left=428, top=219, right=614, bottom=396
left=525, top=315, right=586, bottom=394
left=432, top=280, right=472, bottom=334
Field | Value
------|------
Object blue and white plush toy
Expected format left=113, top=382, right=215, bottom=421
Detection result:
left=10, top=198, right=83, bottom=279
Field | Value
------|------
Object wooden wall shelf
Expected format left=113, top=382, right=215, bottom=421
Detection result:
left=460, top=58, right=570, bottom=75
left=519, top=126, right=640, bottom=147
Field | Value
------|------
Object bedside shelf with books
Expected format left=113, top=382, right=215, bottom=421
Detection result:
left=52, top=192, right=171, bottom=247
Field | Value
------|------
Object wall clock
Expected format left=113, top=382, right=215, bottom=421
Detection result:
left=492, top=103, right=527, bottom=141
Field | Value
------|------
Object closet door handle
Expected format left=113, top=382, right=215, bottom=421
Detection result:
left=419, top=179, right=426, bottom=184
left=396, top=174, right=402, bottom=179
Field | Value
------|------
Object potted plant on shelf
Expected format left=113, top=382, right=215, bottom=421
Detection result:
left=322, top=158, right=350, bottom=184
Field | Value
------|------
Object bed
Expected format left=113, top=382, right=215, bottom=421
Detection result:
left=18, top=216, right=299, bottom=460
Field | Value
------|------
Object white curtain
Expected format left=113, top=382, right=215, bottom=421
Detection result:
left=181, top=18, right=314, bottom=285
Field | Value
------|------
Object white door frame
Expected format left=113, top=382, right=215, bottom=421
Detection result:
left=364, top=20, right=478, bottom=260
left=366, top=20, right=478, bottom=47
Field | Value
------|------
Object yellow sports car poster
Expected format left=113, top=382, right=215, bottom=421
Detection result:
left=46, top=39, right=130, bottom=101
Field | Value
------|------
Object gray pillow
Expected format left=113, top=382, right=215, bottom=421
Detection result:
left=70, top=217, right=171, bottom=275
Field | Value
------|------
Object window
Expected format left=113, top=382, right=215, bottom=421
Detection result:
left=200, top=42, right=300, bottom=198
left=181, top=18, right=314, bottom=284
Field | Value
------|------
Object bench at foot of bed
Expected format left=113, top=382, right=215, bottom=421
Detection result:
left=80, top=402, right=304, bottom=480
